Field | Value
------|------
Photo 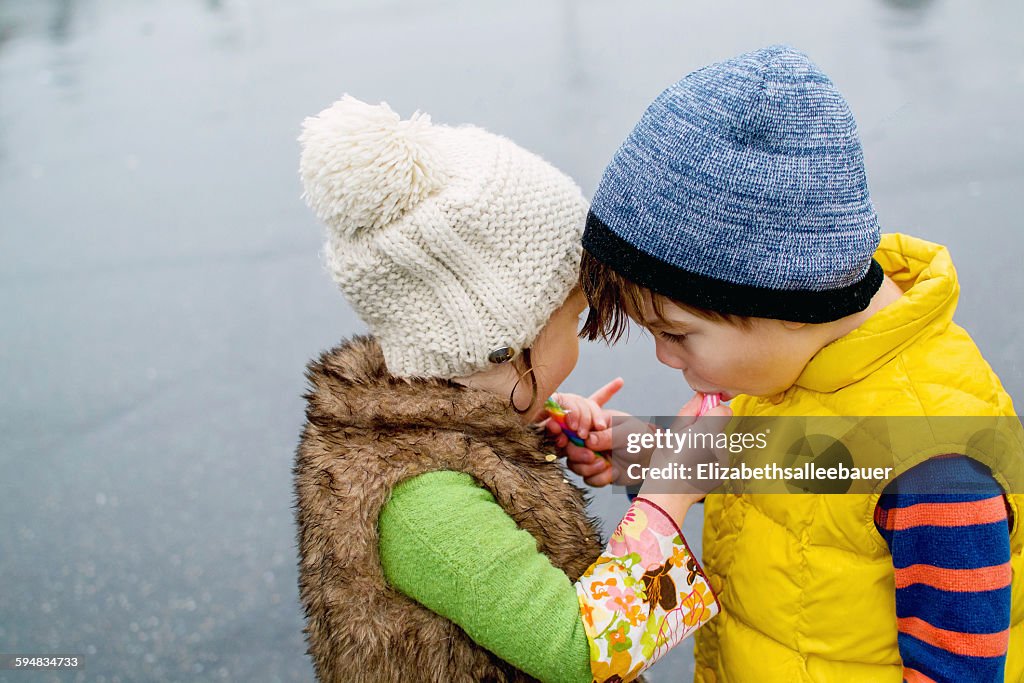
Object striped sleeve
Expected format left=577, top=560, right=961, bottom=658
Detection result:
left=874, top=455, right=1012, bottom=683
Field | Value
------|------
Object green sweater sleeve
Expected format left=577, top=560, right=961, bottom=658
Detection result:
left=378, top=470, right=593, bottom=683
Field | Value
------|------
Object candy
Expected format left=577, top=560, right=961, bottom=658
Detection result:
left=544, top=397, right=613, bottom=462
left=543, top=397, right=587, bottom=448
left=697, top=392, right=722, bottom=417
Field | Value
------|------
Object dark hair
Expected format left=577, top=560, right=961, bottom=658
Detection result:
left=578, top=249, right=754, bottom=343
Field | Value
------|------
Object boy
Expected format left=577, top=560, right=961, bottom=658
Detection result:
left=570, top=46, right=1022, bottom=682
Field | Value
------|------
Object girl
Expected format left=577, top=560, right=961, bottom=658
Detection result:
left=293, top=95, right=727, bottom=683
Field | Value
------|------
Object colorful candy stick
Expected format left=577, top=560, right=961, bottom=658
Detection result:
left=544, top=397, right=587, bottom=447
left=697, top=392, right=723, bottom=417
left=544, top=397, right=615, bottom=462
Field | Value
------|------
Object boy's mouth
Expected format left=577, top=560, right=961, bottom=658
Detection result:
left=684, top=374, right=734, bottom=402
left=692, top=387, right=734, bottom=402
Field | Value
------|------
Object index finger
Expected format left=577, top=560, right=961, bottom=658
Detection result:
left=587, top=377, right=625, bottom=407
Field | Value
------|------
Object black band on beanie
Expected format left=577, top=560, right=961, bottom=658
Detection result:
left=583, top=211, right=885, bottom=324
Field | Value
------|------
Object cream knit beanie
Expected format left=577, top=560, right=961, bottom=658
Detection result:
left=299, top=95, right=587, bottom=379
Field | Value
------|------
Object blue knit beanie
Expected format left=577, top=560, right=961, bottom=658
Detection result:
left=584, top=45, right=883, bottom=323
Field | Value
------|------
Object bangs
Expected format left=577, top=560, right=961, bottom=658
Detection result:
left=578, top=249, right=752, bottom=342
left=578, top=249, right=660, bottom=342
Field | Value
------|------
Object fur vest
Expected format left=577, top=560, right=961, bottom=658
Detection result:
left=293, top=336, right=604, bottom=682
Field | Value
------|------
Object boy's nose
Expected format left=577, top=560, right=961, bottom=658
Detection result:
left=654, top=338, right=685, bottom=370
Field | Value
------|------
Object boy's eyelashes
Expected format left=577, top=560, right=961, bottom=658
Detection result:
left=654, top=329, right=688, bottom=344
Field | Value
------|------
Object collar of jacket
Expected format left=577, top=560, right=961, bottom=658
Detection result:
left=304, top=334, right=533, bottom=439
left=796, top=233, right=960, bottom=394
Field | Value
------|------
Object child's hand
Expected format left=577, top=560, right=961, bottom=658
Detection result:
left=544, top=378, right=623, bottom=486
left=577, top=392, right=734, bottom=493
left=562, top=407, right=631, bottom=487
left=636, top=393, right=734, bottom=522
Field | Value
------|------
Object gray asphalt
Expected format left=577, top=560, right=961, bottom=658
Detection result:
left=1, top=1, right=1021, bottom=681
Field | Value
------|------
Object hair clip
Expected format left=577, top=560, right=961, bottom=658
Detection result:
left=487, top=346, right=517, bottom=364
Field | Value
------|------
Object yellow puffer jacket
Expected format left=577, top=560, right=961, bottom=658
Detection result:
left=693, top=234, right=1024, bottom=683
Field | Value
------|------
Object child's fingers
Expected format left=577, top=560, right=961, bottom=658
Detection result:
left=584, top=466, right=617, bottom=487
left=587, top=377, right=625, bottom=407
left=548, top=392, right=574, bottom=430
left=565, top=455, right=600, bottom=477
left=559, top=395, right=597, bottom=438
left=543, top=419, right=572, bottom=449
left=705, top=404, right=733, bottom=418
left=565, top=444, right=599, bottom=464
left=584, top=429, right=614, bottom=453
left=573, top=459, right=611, bottom=478
left=575, top=401, right=599, bottom=439
left=561, top=402, right=579, bottom=431
left=553, top=391, right=620, bottom=439
left=676, top=392, right=704, bottom=418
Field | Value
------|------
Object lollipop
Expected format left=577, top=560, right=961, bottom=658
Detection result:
left=544, top=397, right=587, bottom=448
left=544, top=397, right=613, bottom=460
left=697, top=392, right=723, bottom=417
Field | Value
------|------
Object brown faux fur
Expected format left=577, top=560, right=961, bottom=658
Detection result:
left=293, top=336, right=605, bottom=682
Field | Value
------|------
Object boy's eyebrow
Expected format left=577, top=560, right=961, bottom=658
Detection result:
left=638, top=313, right=662, bottom=327
left=642, top=316, right=691, bottom=330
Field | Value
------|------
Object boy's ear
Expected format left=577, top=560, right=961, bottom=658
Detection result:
left=781, top=320, right=807, bottom=330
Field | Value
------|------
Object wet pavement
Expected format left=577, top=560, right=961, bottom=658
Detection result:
left=1, top=1, right=1022, bottom=681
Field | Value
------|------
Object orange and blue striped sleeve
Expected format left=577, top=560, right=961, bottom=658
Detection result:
left=874, top=455, right=1012, bottom=683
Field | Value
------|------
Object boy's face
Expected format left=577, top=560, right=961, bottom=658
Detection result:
left=639, top=293, right=821, bottom=400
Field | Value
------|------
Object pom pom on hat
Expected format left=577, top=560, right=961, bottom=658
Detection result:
left=298, top=95, right=446, bottom=238
left=299, top=94, right=588, bottom=379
